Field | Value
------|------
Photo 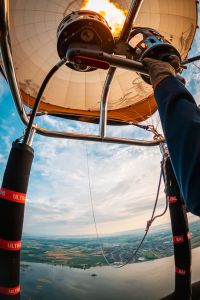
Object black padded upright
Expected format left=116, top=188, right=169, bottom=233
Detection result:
left=165, top=157, right=191, bottom=300
left=0, top=142, right=34, bottom=299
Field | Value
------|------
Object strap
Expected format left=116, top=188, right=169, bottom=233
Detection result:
left=0, top=188, right=26, bottom=204
left=0, top=239, right=21, bottom=251
left=0, top=285, right=20, bottom=295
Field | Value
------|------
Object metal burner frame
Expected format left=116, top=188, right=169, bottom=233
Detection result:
left=0, top=0, right=163, bottom=146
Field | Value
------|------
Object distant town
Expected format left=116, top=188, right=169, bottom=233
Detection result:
left=21, top=221, right=200, bottom=269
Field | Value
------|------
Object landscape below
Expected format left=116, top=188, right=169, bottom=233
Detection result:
left=21, top=221, right=200, bottom=269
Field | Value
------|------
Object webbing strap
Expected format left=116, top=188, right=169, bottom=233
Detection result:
left=0, top=285, right=20, bottom=295
left=0, top=188, right=26, bottom=204
left=175, top=266, right=192, bottom=276
left=168, top=196, right=177, bottom=204
left=0, top=239, right=21, bottom=251
left=173, top=235, right=184, bottom=244
left=172, top=233, right=190, bottom=244
left=175, top=267, right=186, bottom=276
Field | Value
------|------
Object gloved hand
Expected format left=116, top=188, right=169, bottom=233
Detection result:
left=142, top=58, right=176, bottom=89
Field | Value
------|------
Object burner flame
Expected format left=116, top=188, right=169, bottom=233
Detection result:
left=81, top=0, right=127, bottom=36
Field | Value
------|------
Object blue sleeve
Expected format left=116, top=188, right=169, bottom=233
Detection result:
left=154, top=76, right=200, bottom=216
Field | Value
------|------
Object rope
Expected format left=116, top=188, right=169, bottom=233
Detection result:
left=129, top=123, right=164, bottom=142
left=130, top=122, right=149, bottom=130
left=192, top=62, right=200, bottom=71
left=85, top=144, right=168, bottom=268
left=85, top=144, right=111, bottom=266
left=145, top=160, right=168, bottom=231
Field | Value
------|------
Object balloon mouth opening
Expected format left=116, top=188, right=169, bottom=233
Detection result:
left=57, top=10, right=114, bottom=72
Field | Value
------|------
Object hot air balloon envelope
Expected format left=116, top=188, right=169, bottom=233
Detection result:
left=7, top=0, right=198, bottom=124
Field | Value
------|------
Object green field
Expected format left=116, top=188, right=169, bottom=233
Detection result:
left=21, top=220, right=200, bottom=269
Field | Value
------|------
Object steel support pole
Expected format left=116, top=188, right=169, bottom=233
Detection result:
left=99, top=0, right=144, bottom=138
left=99, top=67, right=116, bottom=138
left=119, top=0, right=144, bottom=42
left=0, top=0, right=29, bottom=125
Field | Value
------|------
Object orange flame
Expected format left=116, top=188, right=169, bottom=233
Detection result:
left=81, top=0, right=127, bottom=36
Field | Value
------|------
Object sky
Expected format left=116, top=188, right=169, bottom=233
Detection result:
left=0, top=6, right=200, bottom=237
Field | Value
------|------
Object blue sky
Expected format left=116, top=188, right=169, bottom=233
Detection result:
left=0, top=7, right=200, bottom=236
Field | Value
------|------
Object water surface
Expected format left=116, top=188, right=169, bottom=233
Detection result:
left=21, top=247, right=200, bottom=300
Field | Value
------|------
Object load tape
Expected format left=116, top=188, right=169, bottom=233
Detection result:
left=0, top=239, right=21, bottom=251
left=0, top=285, right=20, bottom=295
left=173, top=232, right=191, bottom=244
left=173, top=235, right=184, bottom=244
left=0, top=188, right=26, bottom=204
left=167, top=196, right=178, bottom=204
left=175, top=266, right=192, bottom=276
left=175, top=267, right=186, bottom=276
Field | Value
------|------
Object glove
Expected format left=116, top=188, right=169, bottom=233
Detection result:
left=142, top=58, right=176, bottom=89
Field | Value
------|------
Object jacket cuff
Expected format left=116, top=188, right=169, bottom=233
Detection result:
left=153, top=75, right=175, bottom=91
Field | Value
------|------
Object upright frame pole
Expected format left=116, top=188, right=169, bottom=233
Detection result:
left=165, top=156, right=192, bottom=300
left=0, top=141, right=34, bottom=299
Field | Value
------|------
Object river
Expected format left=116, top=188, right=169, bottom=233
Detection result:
left=21, top=247, right=200, bottom=300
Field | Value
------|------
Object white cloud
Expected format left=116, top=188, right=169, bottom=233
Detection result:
left=2, top=7, right=200, bottom=237
left=22, top=129, right=169, bottom=236
left=0, top=78, right=10, bottom=102
left=0, top=153, right=6, bottom=165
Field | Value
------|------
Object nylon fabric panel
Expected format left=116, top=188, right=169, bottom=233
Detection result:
left=8, top=0, right=197, bottom=123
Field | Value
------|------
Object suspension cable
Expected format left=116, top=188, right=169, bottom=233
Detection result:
left=192, top=62, right=200, bottom=71
left=85, top=143, right=168, bottom=268
left=130, top=122, right=150, bottom=131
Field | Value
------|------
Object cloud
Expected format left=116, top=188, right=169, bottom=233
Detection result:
left=0, top=78, right=10, bottom=103
left=0, top=153, right=6, bottom=168
left=1, top=7, right=200, bottom=237
left=183, top=7, right=200, bottom=102
left=21, top=127, right=168, bottom=236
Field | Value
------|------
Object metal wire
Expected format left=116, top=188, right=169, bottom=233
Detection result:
left=85, top=143, right=111, bottom=266
left=192, top=62, right=200, bottom=71
left=85, top=144, right=168, bottom=268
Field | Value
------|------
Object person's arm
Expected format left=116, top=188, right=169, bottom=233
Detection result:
left=155, top=76, right=200, bottom=216
left=143, top=58, right=200, bottom=216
